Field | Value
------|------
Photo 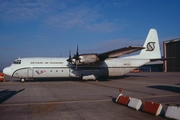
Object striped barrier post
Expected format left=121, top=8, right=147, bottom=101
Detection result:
left=142, top=101, right=164, bottom=116
left=0, top=73, right=5, bottom=82
left=165, top=106, right=180, bottom=119
left=128, top=98, right=143, bottom=110
left=115, top=88, right=123, bottom=103
left=117, top=95, right=130, bottom=105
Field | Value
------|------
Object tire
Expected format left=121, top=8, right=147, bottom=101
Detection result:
left=20, top=78, right=26, bottom=83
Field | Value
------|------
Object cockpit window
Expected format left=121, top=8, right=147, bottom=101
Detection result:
left=13, top=60, right=21, bottom=64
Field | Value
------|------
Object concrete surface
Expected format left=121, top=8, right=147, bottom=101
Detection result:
left=0, top=72, right=180, bottom=120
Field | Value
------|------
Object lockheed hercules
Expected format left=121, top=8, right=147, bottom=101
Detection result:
left=3, top=29, right=164, bottom=82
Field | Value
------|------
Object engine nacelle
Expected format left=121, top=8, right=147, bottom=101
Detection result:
left=71, top=58, right=76, bottom=65
left=78, top=54, right=99, bottom=64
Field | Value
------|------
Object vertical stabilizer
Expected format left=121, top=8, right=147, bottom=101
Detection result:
left=138, top=29, right=161, bottom=59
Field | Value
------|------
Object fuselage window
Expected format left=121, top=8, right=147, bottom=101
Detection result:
left=50, top=70, right=52, bottom=72
left=56, top=70, right=58, bottom=72
left=13, top=60, right=21, bottom=64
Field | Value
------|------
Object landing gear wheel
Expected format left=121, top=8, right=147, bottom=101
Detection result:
left=20, top=78, right=26, bottom=83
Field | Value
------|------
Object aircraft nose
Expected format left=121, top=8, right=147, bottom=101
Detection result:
left=3, top=67, right=12, bottom=76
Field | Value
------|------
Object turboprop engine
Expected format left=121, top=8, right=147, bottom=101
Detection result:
left=68, top=54, right=100, bottom=65
left=66, top=46, right=100, bottom=65
left=78, top=54, right=99, bottom=64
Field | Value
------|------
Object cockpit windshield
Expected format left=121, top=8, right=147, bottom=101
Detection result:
left=13, top=60, right=21, bottom=64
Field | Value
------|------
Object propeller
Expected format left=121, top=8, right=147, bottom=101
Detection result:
left=74, top=45, right=79, bottom=71
left=73, top=45, right=79, bottom=60
left=66, top=45, right=80, bottom=71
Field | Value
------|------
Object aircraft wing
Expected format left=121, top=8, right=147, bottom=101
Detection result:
left=97, top=46, right=145, bottom=61
left=67, top=46, right=145, bottom=65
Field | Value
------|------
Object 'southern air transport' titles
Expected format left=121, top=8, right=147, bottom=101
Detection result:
left=3, top=29, right=163, bottom=82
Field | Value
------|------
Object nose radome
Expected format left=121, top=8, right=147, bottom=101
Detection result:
left=3, top=67, right=12, bottom=76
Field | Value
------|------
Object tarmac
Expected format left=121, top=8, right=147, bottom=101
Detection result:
left=0, top=72, right=180, bottom=120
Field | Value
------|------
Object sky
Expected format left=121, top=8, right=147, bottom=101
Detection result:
left=1, top=0, right=180, bottom=71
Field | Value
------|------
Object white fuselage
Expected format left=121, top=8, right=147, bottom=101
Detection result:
left=3, top=57, right=150, bottom=80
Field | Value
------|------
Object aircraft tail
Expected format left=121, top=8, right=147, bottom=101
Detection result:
left=137, top=29, right=161, bottom=59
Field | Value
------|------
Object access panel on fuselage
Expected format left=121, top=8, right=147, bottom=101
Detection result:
left=27, top=69, right=33, bottom=78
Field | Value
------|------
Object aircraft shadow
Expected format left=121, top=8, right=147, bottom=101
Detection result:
left=4, top=74, right=145, bottom=82
left=109, top=74, right=146, bottom=79
left=148, top=85, right=180, bottom=93
left=0, top=88, right=25, bottom=104
left=28, top=78, right=82, bottom=82
left=98, top=74, right=146, bottom=81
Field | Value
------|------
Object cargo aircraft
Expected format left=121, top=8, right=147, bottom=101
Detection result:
left=3, top=29, right=164, bottom=82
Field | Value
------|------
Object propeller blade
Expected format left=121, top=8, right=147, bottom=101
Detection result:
left=67, top=49, right=72, bottom=63
left=73, top=45, right=80, bottom=60
left=75, top=45, right=79, bottom=70
left=75, top=60, right=77, bottom=71
left=76, top=45, right=79, bottom=56
left=69, top=49, right=71, bottom=59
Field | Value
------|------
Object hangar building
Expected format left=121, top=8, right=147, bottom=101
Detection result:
left=163, top=38, right=180, bottom=72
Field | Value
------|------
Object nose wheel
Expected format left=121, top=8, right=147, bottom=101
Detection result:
left=20, top=78, right=26, bottom=83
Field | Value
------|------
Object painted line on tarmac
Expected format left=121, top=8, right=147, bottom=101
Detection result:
left=138, top=93, right=180, bottom=99
left=0, top=99, right=111, bottom=107
left=1, top=94, right=180, bottom=107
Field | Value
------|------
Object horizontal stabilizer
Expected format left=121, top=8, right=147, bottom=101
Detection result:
left=150, top=57, right=177, bottom=62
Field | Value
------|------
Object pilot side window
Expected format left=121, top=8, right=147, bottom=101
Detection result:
left=13, top=60, right=21, bottom=64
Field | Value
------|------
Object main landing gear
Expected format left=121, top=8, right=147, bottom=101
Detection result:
left=20, top=78, right=26, bottom=83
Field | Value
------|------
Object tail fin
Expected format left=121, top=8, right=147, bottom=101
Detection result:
left=138, top=29, right=161, bottom=59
